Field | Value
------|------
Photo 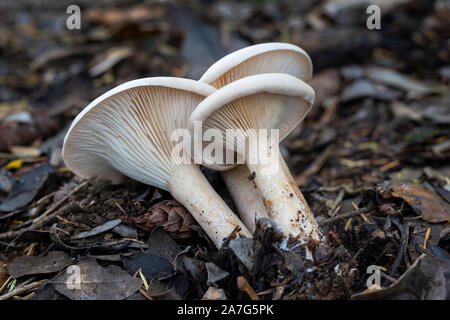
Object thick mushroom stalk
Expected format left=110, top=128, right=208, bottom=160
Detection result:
left=190, top=73, right=322, bottom=243
left=199, top=42, right=318, bottom=238
left=169, top=165, right=250, bottom=246
left=246, top=152, right=321, bottom=241
left=220, top=165, right=267, bottom=233
left=62, top=77, right=251, bottom=249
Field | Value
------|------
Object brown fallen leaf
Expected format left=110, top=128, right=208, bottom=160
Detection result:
left=0, top=259, right=8, bottom=287
left=388, top=180, right=450, bottom=223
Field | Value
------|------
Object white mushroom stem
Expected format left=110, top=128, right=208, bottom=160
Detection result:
left=245, top=150, right=322, bottom=243
left=169, top=164, right=252, bottom=248
left=221, top=165, right=269, bottom=233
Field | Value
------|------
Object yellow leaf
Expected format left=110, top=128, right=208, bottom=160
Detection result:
left=5, top=159, right=23, bottom=169
left=138, top=268, right=149, bottom=291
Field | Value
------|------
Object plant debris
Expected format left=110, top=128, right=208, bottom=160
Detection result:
left=0, top=0, right=449, bottom=300
left=51, top=259, right=142, bottom=300
left=6, top=251, right=72, bottom=278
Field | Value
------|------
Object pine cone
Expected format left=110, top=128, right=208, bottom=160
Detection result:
left=121, top=200, right=196, bottom=239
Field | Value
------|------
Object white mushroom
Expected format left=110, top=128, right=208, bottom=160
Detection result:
left=221, top=165, right=267, bottom=233
left=199, top=42, right=314, bottom=235
left=190, top=73, right=322, bottom=244
left=63, top=77, right=251, bottom=249
left=200, top=42, right=312, bottom=88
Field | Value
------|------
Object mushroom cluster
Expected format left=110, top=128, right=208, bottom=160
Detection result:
left=63, top=43, right=325, bottom=251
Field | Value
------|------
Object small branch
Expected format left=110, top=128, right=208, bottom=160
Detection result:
left=295, top=146, right=333, bottom=186
left=319, top=207, right=371, bottom=226
left=380, top=271, right=397, bottom=284
left=383, top=216, right=407, bottom=286
left=0, top=181, right=88, bottom=241
left=237, top=276, right=259, bottom=300
left=32, top=181, right=88, bottom=227
left=0, top=280, right=46, bottom=300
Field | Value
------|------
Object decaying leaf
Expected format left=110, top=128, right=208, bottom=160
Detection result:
left=387, top=181, right=450, bottom=223
left=146, top=278, right=182, bottom=300
left=88, top=47, right=134, bottom=77
left=121, top=252, right=175, bottom=281
left=202, top=286, right=227, bottom=300
left=72, top=219, right=122, bottom=240
left=365, top=67, right=446, bottom=97
left=206, top=262, right=229, bottom=286
left=52, top=259, right=141, bottom=300
left=0, top=162, right=54, bottom=212
left=0, top=259, right=9, bottom=288
left=229, top=238, right=264, bottom=275
left=147, top=228, right=181, bottom=262
left=86, top=5, right=166, bottom=27
left=6, top=251, right=72, bottom=278
left=351, top=254, right=449, bottom=300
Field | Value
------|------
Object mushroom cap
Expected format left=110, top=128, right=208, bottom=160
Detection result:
left=189, top=73, right=314, bottom=170
left=199, top=42, right=313, bottom=88
left=63, top=77, right=215, bottom=190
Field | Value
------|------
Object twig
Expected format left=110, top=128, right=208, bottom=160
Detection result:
left=138, top=288, right=154, bottom=300
left=423, top=228, right=431, bottom=249
left=295, top=145, right=333, bottom=186
left=219, top=225, right=241, bottom=250
left=0, top=280, right=45, bottom=300
left=306, top=185, right=375, bottom=195
left=380, top=271, right=397, bottom=284
left=328, top=189, right=344, bottom=217
left=237, top=276, right=259, bottom=300
left=383, top=216, right=407, bottom=286
left=0, top=181, right=88, bottom=241
left=32, top=181, right=88, bottom=226
left=319, top=207, right=371, bottom=226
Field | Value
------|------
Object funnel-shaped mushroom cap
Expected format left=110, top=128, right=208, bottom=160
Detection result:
left=190, top=73, right=314, bottom=169
left=63, top=77, right=215, bottom=190
left=200, top=42, right=312, bottom=88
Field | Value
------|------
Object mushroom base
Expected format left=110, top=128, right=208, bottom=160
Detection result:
left=246, top=155, right=323, bottom=243
left=169, top=164, right=252, bottom=248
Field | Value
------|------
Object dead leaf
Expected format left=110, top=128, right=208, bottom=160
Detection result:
left=206, top=262, right=229, bottom=286
left=366, top=67, right=446, bottom=97
left=86, top=5, right=166, bottom=27
left=10, top=146, right=41, bottom=157
left=388, top=181, right=450, bottom=223
left=72, top=219, right=122, bottom=240
left=341, top=79, right=402, bottom=102
left=121, top=252, right=175, bottom=281
left=391, top=101, right=424, bottom=121
left=0, top=259, right=9, bottom=287
left=6, top=251, right=72, bottom=278
left=88, top=47, right=134, bottom=77
left=0, top=162, right=54, bottom=212
left=229, top=238, right=264, bottom=275
left=351, top=254, right=449, bottom=300
left=202, top=286, right=227, bottom=300
left=52, top=259, right=141, bottom=300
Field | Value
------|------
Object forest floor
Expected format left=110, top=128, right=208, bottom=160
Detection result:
left=0, top=0, right=448, bottom=300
